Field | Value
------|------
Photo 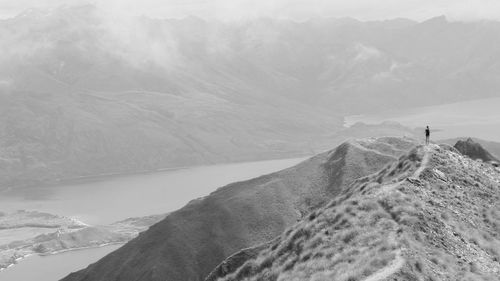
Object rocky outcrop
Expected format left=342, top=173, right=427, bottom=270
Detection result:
left=454, top=138, right=499, bottom=164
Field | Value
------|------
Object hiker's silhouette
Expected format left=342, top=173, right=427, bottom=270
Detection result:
left=425, top=126, right=430, bottom=145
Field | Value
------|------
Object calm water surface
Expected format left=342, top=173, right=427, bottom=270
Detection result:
left=0, top=245, right=121, bottom=281
left=0, top=157, right=306, bottom=225
left=344, top=97, right=500, bottom=142
left=0, top=157, right=305, bottom=281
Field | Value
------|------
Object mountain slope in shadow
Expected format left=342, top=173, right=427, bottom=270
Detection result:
left=61, top=137, right=416, bottom=281
left=440, top=137, right=500, bottom=161
left=454, top=138, right=499, bottom=163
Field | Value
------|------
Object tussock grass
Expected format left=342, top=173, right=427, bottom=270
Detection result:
left=215, top=144, right=500, bottom=281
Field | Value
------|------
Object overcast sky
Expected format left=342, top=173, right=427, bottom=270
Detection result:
left=1, top=0, right=500, bottom=21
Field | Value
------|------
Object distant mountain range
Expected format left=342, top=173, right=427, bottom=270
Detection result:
left=4, top=7, right=500, bottom=112
left=2, top=5, right=500, bottom=187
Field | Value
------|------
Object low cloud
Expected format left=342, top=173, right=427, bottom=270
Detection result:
left=2, top=0, right=500, bottom=21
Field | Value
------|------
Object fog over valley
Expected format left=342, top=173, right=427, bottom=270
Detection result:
left=1, top=2, right=500, bottom=281
left=2, top=5, right=500, bottom=188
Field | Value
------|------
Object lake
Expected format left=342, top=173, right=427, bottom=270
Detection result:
left=0, top=157, right=305, bottom=281
left=0, top=245, right=122, bottom=281
left=345, top=97, right=500, bottom=142
left=0, top=158, right=306, bottom=225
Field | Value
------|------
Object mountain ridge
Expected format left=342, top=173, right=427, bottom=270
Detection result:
left=61, top=137, right=417, bottom=281
left=210, top=143, right=500, bottom=280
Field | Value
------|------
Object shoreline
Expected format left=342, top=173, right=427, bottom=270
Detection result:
left=0, top=153, right=311, bottom=194
left=1, top=242, right=126, bottom=272
left=0, top=154, right=311, bottom=274
left=40, top=241, right=126, bottom=256
left=0, top=253, right=34, bottom=272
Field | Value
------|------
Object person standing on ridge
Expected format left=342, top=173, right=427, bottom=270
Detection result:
left=425, top=126, right=430, bottom=145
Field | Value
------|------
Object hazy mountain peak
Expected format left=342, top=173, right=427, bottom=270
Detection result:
left=16, top=7, right=51, bottom=19
left=3, top=4, right=500, bottom=191
left=421, top=15, right=448, bottom=25
left=13, top=4, right=99, bottom=21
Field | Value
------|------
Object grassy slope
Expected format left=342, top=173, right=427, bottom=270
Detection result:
left=214, top=144, right=500, bottom=280
left=61, top=137, right=416, bottom=281
left=0, top=90, right=342, bottom=189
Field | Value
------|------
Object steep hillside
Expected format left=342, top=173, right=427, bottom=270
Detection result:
left=442, top=137, right=500, bottom=160
left=62, top=137, right=416, bottom=281
left=0, top=87, right=341, bottom=189
left=454, top=138, right=499, bottom=163
left=211, top=144, right=500, bottom=280
left=3, top=5, right=500, bottom=187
